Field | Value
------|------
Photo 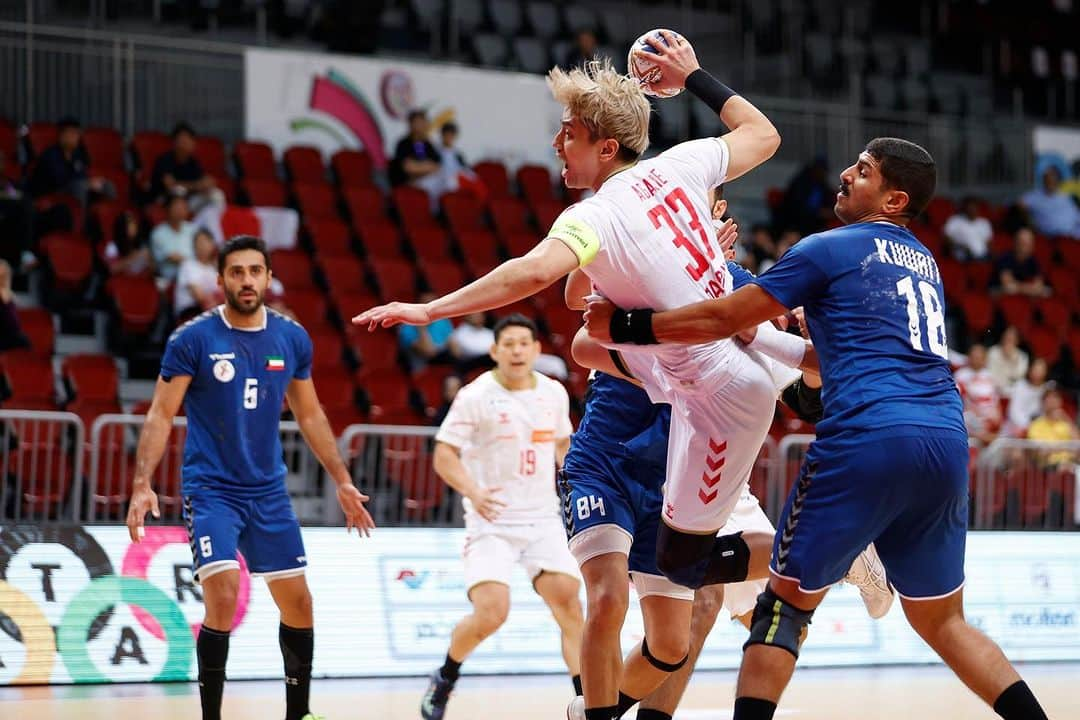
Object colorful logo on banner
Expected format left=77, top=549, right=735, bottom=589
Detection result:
left=0, top=526, right=251, bottom=684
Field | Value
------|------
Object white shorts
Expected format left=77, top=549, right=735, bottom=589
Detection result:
left=463, top=515, right=581, bottom=593
left=624, top=349, right=777, bottom=533
left=715, top=485, right=774, bottom=619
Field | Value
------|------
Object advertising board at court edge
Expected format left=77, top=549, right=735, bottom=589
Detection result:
left=0, top=527, right=1077, bottom=684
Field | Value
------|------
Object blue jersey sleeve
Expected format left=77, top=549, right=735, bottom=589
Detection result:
left=750, top=234, right=831, bottom=309
left=293, top=328, right=313, bottom=380
left=726, top=260, right=756, bottom=290
left=160, top=330, right=198, bottom=380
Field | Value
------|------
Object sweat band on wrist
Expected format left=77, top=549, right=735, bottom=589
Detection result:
left=685, top=69, right=738, bottom=113
left=609, top=308, right=658, bottom=345
left=747, top=321, right=806, bottom=368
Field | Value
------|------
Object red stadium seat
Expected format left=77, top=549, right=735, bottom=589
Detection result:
left=242, top=178, right=288, bottom=207
left=293, top=182, right=339, bottom=220
left=387, top=446, right=443, bottom=514
left=88, top=200, right=129, bottom=248
left=342, top=185, right=389, bottom=223
left=964, top=261, right=994, bottom=292
left=16, top=308, right=55, bottom=357
left=93, top=167, right=131, bottom=203
left=1025, top=325, right=1062, bottom=363
left=457, top=230, right=501, bottom=266
left=958, top=295, right=993, bottom=338
left=490, top=196, right=530, bottom=238
left=62, top=354, right=119, bottom=403
left=936, top=259, right=967, bottom=301
left=924, top=196, right=956, bottom=230
left=531, top=198, right=567, bottom=233
left=419, top=260, right=468, bottom=296
left=354, top=219, right=405, bottom=260
left=369, top=257, right=418, bottom=300
left=284, top=145, right=326, bottom=183
left=411, top=365, right=455, bottom=413
left=210, top=174, right=238, bottom=203
left=464, top=257, right=499, bottom=280
left=234, top=141, right=277, bottom=179
left=359, top=368, right=413, bottom=416
left=1059, top=241, right=1080, bottom=273
left=67, top=398, right=123, bottom=438
left=1049, top=267, right=1079, bottom=303
left=392, top=186, right=437, bottom=234
left=474, top=161, right=510, bottom=198
left=106, top=275, right=160, bottom=334
left=989, top=232, right=1013, bottom=258
left=995, top=295, right=1035, bottom=335
left=331, top=149, right=374, bottom=187
left=41, top=232, right=93, bottom=292
left=1033, top=235, right=1055, bottom=269
left=1034, top=297, right=1072, bottom=332
left=0, top=120, right=18, bottom=181
left=308, top=330, right=347, bottom=372
left=83, top=127, right=125, bottom=171
left=306, top=217, right=353, bottom=256
left=317, top=253, right=367, bottom=295
left=270, top=249, right=316, bottom=291
left=516, top=164, right=554, bottom=204
left=281, top=288, right=330, bottom=329
left=130, top=131, right=171, bottom=193
left=1067, top=328, right=1080, bottom=363
left=1, top=351, right=57, bottom=409
left=349, top=328, right=400, bottom=373
left=442, top=190, right=487, bottom=236
left=194, top=135, right=228, bottom=177
left=26, top=122, right=57, bottom=158
left=330, top=289, right=378, bottom=326
left=408, top=225, right=453, bottom=263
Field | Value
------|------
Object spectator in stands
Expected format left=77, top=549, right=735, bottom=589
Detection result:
left=150, top=122, right=223, bottom=211
left=993, top=227, right=1050, bottom=296
left=150, top=190, right=196, bottom=282
left=437, top=122, right=485, bottom=201
left=776, top=155, right=833, bottom=235
left=758, top=228, right=800, bottom=273
left=399, top=292, right=457, bottom=369
left=0, top=150, right=31, bottom=272
left=29, top=116, right=112, bottom=205
left=174, top=228, right=221, bottom=321
left=450, top=312, right=495, bottom=372
left=1005, top=358, right=1049, bottom=436
left=943, top=196, right=993, bottom=260
left=561, top=30, right=599, bottom=71
left=104, top=210, right=152, bottom=276
left=389, top=111, right=441, bottom=197
left=0, top=260, right=29, bottom=352
left=1026, top=389, right=1079, bottom=467
left=955, top=343, right=1003, bottom=445
left=431, top=374, right=463, bottom=426
left=1020, top=165, right=1080, bottom=238
left=987, top=325, right=1030, bottom=393
left=746, top=224, right=777, bottom=271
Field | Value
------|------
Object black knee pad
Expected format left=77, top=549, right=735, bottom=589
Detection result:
left=655, top=524, right=750, bottom=590
left=744, top=588, right=814, bottom=659
left=641, top=637, right=687, bottom=673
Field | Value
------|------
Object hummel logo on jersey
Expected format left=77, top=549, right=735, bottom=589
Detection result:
left=209, top=352, right=235, bottom=360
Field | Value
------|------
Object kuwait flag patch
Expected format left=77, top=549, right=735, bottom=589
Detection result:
left=265, top=355, right=285, bottom=371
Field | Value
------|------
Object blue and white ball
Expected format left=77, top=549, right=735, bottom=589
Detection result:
left=628, top=29, right=686, bottom=98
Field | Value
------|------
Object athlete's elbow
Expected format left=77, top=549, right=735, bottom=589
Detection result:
left=757, top=123, right=781, bottom=160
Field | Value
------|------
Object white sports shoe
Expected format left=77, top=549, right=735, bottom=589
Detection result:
left=566, top=696, right=586, bottom=720
left=845, top=543, right=895, bottom=619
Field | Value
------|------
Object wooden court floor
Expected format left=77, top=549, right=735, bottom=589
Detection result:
left=3, top=663, right=1076, bottom=719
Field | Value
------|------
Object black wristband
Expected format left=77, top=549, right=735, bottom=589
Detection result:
left=685, top=69, right=738, bottom=114
left=609, top=308, right=658, bottom=345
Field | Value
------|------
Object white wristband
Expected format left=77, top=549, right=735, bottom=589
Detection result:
left=746, top=321, right=807, bottom=368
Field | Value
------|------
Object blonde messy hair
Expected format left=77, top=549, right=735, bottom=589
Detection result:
left=547, top=59, right=651, bottom=157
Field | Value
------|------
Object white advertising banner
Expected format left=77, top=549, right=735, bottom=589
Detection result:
left=244, top=48, right=563, bottom=174
left=1, top=526, right=1078, bottom=685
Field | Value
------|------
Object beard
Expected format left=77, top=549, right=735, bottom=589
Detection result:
left=224, top=287, right=263, bottom=314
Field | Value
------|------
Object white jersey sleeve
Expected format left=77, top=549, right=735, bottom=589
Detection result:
left=434, top=387, right=480, bottom=450
left=657, top=137, right=731, bottom=192
left=553, top=380, right=573, bottom=439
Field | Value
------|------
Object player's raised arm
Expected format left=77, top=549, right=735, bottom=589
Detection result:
left=285, top=377, right=375, bottom=537
left=353, top=238, right=579, bottom=329
left=127, top=374, right=191, bottom=543
left=639, top=30, right=780, bottom=182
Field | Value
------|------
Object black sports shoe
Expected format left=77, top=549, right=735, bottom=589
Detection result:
left=420, top=669, right=454, bottom=720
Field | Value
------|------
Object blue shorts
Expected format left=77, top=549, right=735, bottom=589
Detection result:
left=772, top=427, right=969, bottom=599
left=560, top=442, right=665, bottom=577
left=183, top=487, right=307, bottom=582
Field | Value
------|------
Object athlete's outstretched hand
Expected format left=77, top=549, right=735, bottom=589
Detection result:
left=126, top=485, right=160, bottom=543
left=337, top=483, right=376, bottom=537
left=469, top=486, right=508, bottom=522
left=583, top=297, right=616, bottom=343
left=352, top=302, right=431, bottom=331
left=635, top=29, right=701, bottom=95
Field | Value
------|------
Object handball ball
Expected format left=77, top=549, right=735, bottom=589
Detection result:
left=628, top=29, right=687, bottom=98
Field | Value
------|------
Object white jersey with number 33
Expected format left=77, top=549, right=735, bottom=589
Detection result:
left=548, top=137, right=757, bottom=397
left=435, top=371, right=573, bottom=524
